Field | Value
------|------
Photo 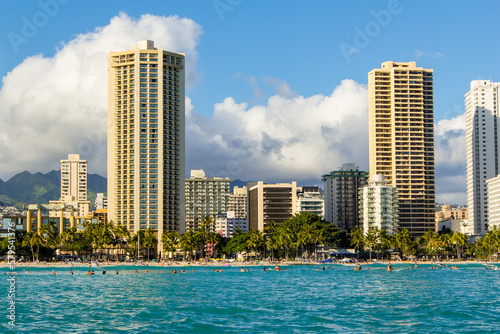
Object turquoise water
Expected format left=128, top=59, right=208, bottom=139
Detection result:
left=1, top=263, right=499, bottom=333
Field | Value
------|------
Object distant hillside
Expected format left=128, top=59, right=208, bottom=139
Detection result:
left=230, top=179, right=249, bottom=192
left=0, top=170, right=107, bottom=208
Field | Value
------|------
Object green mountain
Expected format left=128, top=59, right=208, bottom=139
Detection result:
left=0, top=170, right=107, bottom=209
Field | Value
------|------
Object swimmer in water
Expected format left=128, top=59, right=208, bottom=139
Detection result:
left=173, top=269, right=177, bottom=274
left=51, top=270, right=56, bottom=275
left=387, top=263, right=394, bottom=272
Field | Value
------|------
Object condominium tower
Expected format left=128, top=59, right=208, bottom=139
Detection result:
left=360, top=174, right=398, bottom=235
left=465, top=80, right=500, bottom=235
left=248, top=182, right=298, bottom=231
left=60, top=154, right=87, bottom=202
left=322, top=163, right=368, bottom=231
left=185, top=170, right=231, bottom=231
left=49, top=154, right=90, bottom=217
left=368, top=61, right=435, bottom=238
left=107, top=40, right=185, bottom=238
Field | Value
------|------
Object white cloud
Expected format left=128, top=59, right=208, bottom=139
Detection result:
left=413, top=49, right=445, bottom=59
left=185, top=79, right=370, bottom=183
left=434, top=114, right=467, bottom=204
left=0, top=13, right=202, bottom=180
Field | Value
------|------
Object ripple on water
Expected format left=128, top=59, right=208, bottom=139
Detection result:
left=3, top=264, right=500, bottom=333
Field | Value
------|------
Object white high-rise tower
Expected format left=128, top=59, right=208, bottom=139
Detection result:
left=465, top=80, right=500, bottom=235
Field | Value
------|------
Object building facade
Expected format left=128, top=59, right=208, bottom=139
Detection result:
left=95, top=193, right=108, bottom=210
left=228, top=186, right=248, bottom=219
left=185, top=170, right=231, bottom=231
left=360, top=175, right=398, bottom=235
left=322, top=163, right=368, bottom=231
left=248, top=182, right=297, bottom=231
left=49, top=154, right=90, bottom=217
left=107, top=40, right=186, bottom=239
left=296, top=186, right=325, bottom=217
left=465, top=80, right=500, bottom=235
left=215, top=211, right=248, bottom=238
left=486, top=175, right=500, bottom=230
left=368, top=61, right=436, bottom=238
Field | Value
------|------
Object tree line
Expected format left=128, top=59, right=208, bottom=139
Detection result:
left=2, top=213, right=499, bottom=261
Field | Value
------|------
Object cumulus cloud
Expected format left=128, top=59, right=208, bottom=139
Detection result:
left=0, top=13, right=202, bottom=180
left=434, top=114, right=467, bottom=204
left=185, top=79, right=370, bottom=183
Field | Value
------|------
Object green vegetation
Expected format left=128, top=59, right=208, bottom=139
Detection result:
left=3, top=213, right=500, bottom=262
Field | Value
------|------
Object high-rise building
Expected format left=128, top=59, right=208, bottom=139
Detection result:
left=49, top=154, right=90, bottom=217
left=296, top=186, right=325, bottom=217
left=95, top=193, right=108, bottom=210
left=107, top=40, right=186, bottom=239
left=248, top=182, right=297, bottom=231
left=360, top=175, right=398, bottom=235
left=322, top=163, right=368, bottom=231
left=465, top=80, right=500, bottom=235
left=185, top=170, right=231, bottom=231
left=60, top=154, right=87, bottom=202
left=228, top=186, right=247, bottom=219
left=368, top=61, right=435, bottom=238
left=486, top=175, right=500, bottom=231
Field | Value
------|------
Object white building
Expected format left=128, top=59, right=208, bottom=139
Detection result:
left=215, top=211, right=248, bottom=238
left=95, top=193, right=108, bottom=210
left=185, top=170, right=231, bottom=231
left=486, top=175, right=500, bottom=230
left=296, top=186, right=325, bottom=217
left=361, top=175, right=398, bottom=235
left=465, top=80, right=500, bottom=235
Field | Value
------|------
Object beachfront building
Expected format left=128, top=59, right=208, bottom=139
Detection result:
left=228, top=186, right=248, bottom=219
left=185, top=170, right=231, bottom=232
left=360, top=175, right=398, bottom=235
left=296, top=186, right=325, bottom=217
left=248, top=181, right=298, bottom=231
left=368, top=61, right=436, bottom=238
left=322, top=163, right=368, bottom=231
left=107, top=40, right=186, bottom=243
left=486, top=175, right=500, bottom=230
left=215, top=211, right=248, bottom=238
left=49, top=154, right=90, bottom=217
left=466, top=80, right=500, bottom=235
left=95, top=193, right=108, bottom=210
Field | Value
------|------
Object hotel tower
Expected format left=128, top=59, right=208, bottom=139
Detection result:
left=107, top=40, right=186, bottom=241
left=465, top=80, right=500, bottom=235
left=368, top=61, right=435, bottom=238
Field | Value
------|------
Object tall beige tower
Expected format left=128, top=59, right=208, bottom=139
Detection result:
left=108, top=40, right=186, bottom=241
left=368, top=61, right=435, bottom=238
left=60, top=154, right=87, bottom=201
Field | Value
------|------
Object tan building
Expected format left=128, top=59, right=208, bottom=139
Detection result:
left=228, top=186, right=247, bottom=219
left=248, top=182, right=297, bottom=231
left=107, top=40, right=186, bottom=240
left=368, top=61, right=436, bottom=238
left=185, top=170, right=231, bottom=231
left=49, top=154, right=90, bottom=217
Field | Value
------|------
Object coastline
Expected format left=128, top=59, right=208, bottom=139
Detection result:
left=2, top=259, right=497, bottom=269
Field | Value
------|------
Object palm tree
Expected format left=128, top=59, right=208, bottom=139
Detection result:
left=395, top=228, right=412, bottom=258
left=22, top=232, right=39, bottom=262
left=246, top=229, right=263, bottom=260
left=161, top=230, right=180, bottom=260
left=265, top=236, right=279, bottom=261
left=179, top=231, right=197, bottom=261
left=350, top=226, right=364, bottom=258
left=276, top=224, right=294, bottom=261
left=451, top=232, right=468, bottom=259
left=143, top=227, right=157, bottom=261
left=364, top=229, right=379, bottom=261
left=378, top=229, right=394, bottom=260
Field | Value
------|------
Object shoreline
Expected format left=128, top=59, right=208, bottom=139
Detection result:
left=2, top=259, right=497, bottom=269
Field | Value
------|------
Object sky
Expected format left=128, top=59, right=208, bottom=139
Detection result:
left=1, top=0, right=499, bottom=205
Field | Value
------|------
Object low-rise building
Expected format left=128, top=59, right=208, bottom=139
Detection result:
left=360, top=175, right=398, bottom=235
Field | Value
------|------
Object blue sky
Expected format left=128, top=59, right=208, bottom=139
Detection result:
left=1, top=0, right=498, bottom=204
left=2, top=0, right=499, bottom=119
